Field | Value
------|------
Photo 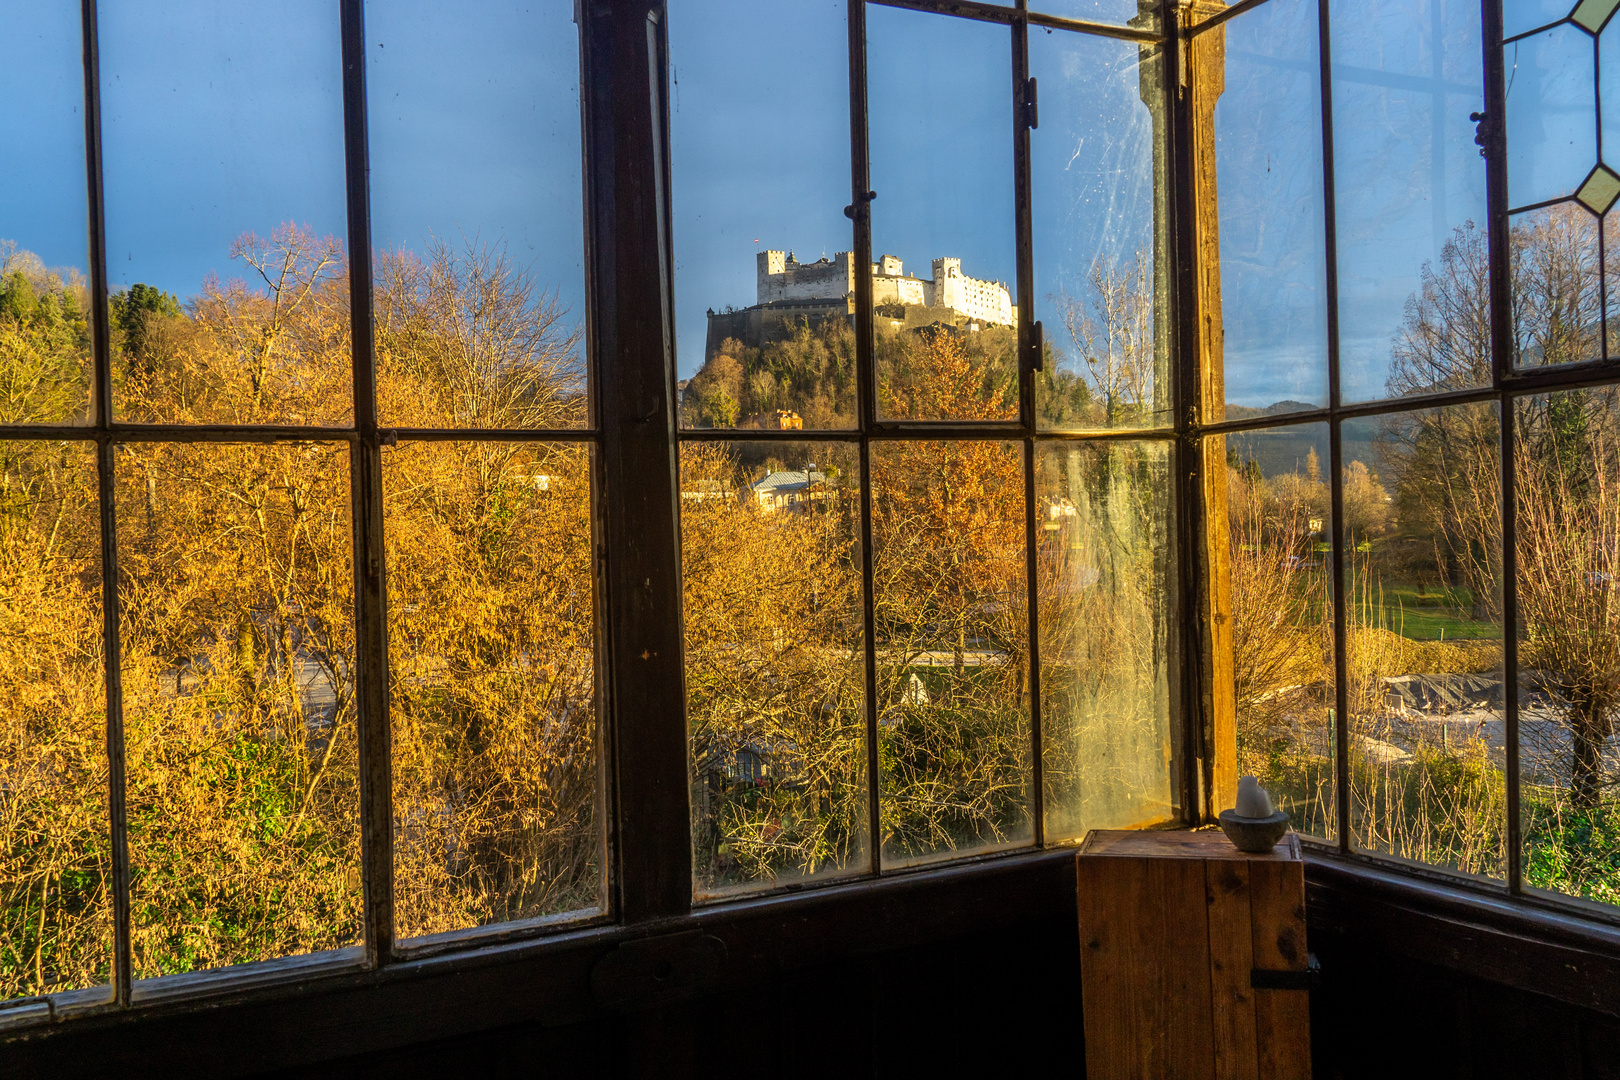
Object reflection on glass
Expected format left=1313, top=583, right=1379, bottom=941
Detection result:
left=1038, top=440, right=1174, bottom=841
left=1330, top=0, right=1489, bottom=403
left=1504, top=25, right=1596, bottom=212
left=1031, top=0, right=1156, bottom=29
left=1223, top=424, right=1336, bottom=842
left=1504, top=0, right=1581, bottom=39
left=1212, top=0, right=1329, bottom=419
left=0, top=443, right=109, bottom=1001
left=872, top=438, right=1031, bottom=866
left=869, top=6, right=1018, bottom=422
left=0, top=2, right=93, bottom=426
left=118, top=442, right=359, bottom=978
left=369, top=0, right=588, bottom=430
left=100, top=0, right=349, bottom=426
left=1030, top=29, right=1167, bottom=430
left=1345, top=406, right=1505, bottom=879
left=1511, top=203, right=1605, bottom=366
left=386, top=442, right=600, bottom=938
left=1516, top=389, right=1620, bottom=909
left=682, top=441, right=867, bottom=896
left=671, top=1, right=854, bottom=430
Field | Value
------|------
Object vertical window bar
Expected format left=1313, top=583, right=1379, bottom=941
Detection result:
left=1167, top=0, right=1206, bottom=823
left=1316, top=0, right=1352, bottom=855
left=338, top=0, right=395, bottom=965
left=848, top=0, right=883, bottom=874
left=80, top=0, right=132, bottom=1007
left=1479, top=0, right=1521, bottom=894
left=1011, top=6, right=1046, bottom=846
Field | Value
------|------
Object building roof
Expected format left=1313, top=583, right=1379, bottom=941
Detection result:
left=751, top=470, right=826, bottom=494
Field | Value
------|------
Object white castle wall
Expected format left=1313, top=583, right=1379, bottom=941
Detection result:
left=755, top=248, right=1013, bottom=326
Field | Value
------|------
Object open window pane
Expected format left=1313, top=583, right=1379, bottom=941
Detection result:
left=868, top=6, right=1018, bottom=422
left=1211, top=0, right=1329, bottom=421
left=682, top=441, right=867, bottom=897
left=1038, top=439, right=1175, bottom=841
left=0, top=1, right=93, bottom=426
left=368, top=0, right=589, bottom=431
left=671, top=1, right=856, bottom=432
left=1330, top=0, right=1490, bottom=404
left=1346, top=405, right=1506, bottom=880
left=1031, top=1, right=1158, bottom=29
left=0, top=442, right=109, bottom=1002
left=1030, top=29, right=1169, bottom=431
left=386, top=442, right=601, bottom=939
left=872, top=438, right=1032, bottom=866
left=117, top=442, right=359, bottom=978
left=99, top=0, right=350, bottom=426
left=1223, top=423, right=1337, bottom=842
left=1516, top=388, right=1620, bottom=908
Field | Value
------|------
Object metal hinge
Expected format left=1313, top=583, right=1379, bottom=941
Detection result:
left=1251, top=952, right=1321, bottom=991
left=1024, top=76, right=1039, bottom=130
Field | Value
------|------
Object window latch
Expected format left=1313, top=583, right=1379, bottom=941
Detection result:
left=844, top=190, right=877, bottom=220
left=1469, top=110, right=1498, bottom=158
left=1251, top=952, right=1320, bottom=992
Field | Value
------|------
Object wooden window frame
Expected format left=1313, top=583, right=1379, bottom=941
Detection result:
left=5, top=0, right=1620, bottom=1070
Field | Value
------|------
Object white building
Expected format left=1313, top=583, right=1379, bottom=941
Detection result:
left=755, top=249, right=1014, bottom=327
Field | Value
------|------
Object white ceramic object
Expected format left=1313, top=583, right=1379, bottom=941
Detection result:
left=1234, top=775, right=1275, bottom=819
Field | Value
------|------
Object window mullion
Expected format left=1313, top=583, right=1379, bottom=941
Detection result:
left=79, top=0, right=133, bottom=1007
left=585, top=0, right=691, bottom=923
left=337, top=0, right=395, bottom=966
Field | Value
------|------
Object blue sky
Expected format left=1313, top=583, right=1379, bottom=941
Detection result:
left=0, top=0, right=1597, bottom=402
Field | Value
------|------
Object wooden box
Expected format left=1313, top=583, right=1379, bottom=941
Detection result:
left=1076, top=829, right=1311, bottom=1080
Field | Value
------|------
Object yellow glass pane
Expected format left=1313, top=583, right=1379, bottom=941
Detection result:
left=1576, top=165, right=1620, bottom=215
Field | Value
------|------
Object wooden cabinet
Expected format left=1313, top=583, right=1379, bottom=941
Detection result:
left=1076, top=829, right=1311, bottom=1080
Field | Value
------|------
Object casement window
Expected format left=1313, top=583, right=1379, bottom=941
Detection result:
left=2, top=0, right=1619, bottom=1038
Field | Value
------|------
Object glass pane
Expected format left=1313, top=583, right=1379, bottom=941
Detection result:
left=1030, top=29, right=1168, bottom=430
left=1505, top=0, right=1580, bottom=40
left=387, top=442, right=600, bottom=939
left=0, top=442, right=109, bottom=1001
left=1511, top=203, right=1603, bottom=367
left=1330, top=0, right=1490, bottom=403
left=1038, top=440, right=1175, bottom=841
left=682, top=441, right=867, bottom=896
left=1346, top=406, right=1506, bottom=880
left=1222, top=424, right=1337, bottom=842
left=671, top=1, right=855, bottom=431
left=868, top=6, right=1018, bottom=422
left=0, top=2, right=93, bottom=425
left=872, top=439, right=1032, bottom=866
left=1517, top=388, right=1620, bottom=909
left=1504, top=25, right=1597, bottom=212
left=99, top=0, right=350, bottom=426
left=369, top=1, right=588, bottom=431
left=1211, top=0, right=1330, bottom=421
left=1031, top=0, right=1157, bottom=28
left=118, top=442, right=359, bottom=978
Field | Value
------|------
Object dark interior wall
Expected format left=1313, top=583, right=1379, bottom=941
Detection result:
left=9, top=852, right=1618, bottom=1079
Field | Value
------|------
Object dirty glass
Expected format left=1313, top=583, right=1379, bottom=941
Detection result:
left=871, top=440, right=1033, bottom=866
left=1029, top=28, right=1168, bottom=431
left=1221, top=423, right=1337, bottom=843
left=1038, top=439, right=1175, bottom=840
left=1516, top=388, right=1620, bottom=909
left=682, top=440, right=868, bottom=897
left=1344, top=405, right=1506, bottom=880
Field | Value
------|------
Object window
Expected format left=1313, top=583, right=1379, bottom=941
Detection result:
left=3, top=0, right=1619, bottom=1037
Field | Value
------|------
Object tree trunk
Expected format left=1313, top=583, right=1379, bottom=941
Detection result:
left=1570, top=698, right=1609, bottom=813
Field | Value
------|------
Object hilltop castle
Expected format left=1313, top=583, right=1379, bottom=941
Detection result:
left=703, top=249, right=1015, bottom=360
